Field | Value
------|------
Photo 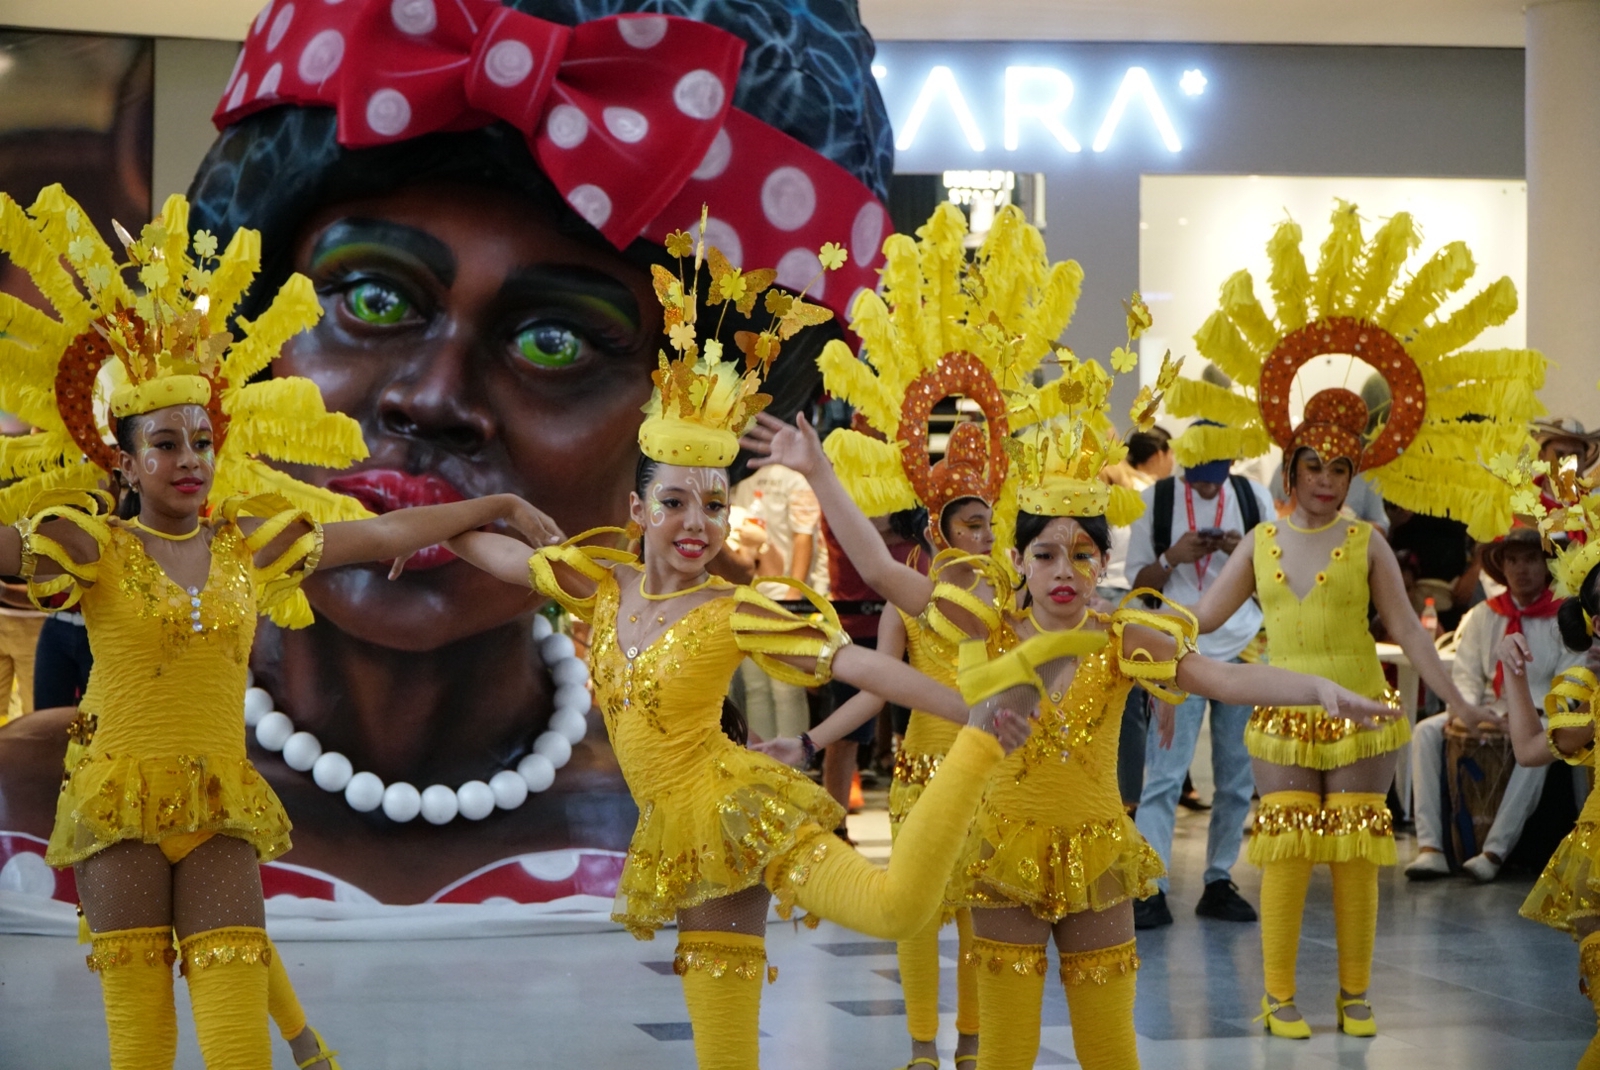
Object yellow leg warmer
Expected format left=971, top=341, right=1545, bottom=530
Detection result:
left=772, top=728, right=1003, bottom=940
left=1318, top=793, right=1397, bottom=866
left=954, top=907, right=979, bottom=1037
left=970, top=937, right=1048, bottom=1070
left=1248, top=790, right=1322, bottom=865
left=266, top=940, right=307, bottom=1042
left=180, top=926, right=273, bottom=1070
left=1579, top=933, right=1600, bottom=1070
left=1260, top=857, right=1314, bottom=1003
left=898, top=910, right=945, bottom=1043
left=675, top=930, right=770, bottom=1070
left=87, top=926, right=178, bottom=1070
left=1330, top=859, right=1379, bottom=995
left=1061, top=940, right=1141, bottom=1070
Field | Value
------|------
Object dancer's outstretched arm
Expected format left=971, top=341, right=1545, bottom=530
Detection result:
left=317, top=494, right=561, bottom=569
left=741, top=411, right=946, bottom=617
left=1500, top=633, right=1594, bottom=766
left=754, top=608, right=901, bottom=765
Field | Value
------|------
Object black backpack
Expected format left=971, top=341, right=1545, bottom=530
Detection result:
left=1149, top=475, right=1262, bottom=559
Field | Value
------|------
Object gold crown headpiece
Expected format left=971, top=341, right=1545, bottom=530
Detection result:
left=1489, top=442, right=1600, bottom=600
left=639, top=208, right=843, bottom=467
left=1006, top=344, right=1181, bottom=526
left=819, top=202, right=1082, bottom=552
left=0, top=186, right=371, bottom=563
left=1165, top=200, right=1545, bottom=540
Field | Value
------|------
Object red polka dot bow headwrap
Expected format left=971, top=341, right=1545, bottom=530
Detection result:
left=216, top=0, right=889, bottom=321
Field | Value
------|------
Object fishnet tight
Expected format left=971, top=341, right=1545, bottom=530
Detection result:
left=678, top=884, right=770, bottom=936
left=75, top=835, right=265, bottom=938
left=969, top=896, right=1134, bottom=953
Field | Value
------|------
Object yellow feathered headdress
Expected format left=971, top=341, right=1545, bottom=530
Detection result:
left=1490, top=442, right=1600, bottom=599
left=639, top=210, right=844, bottom=466
left=1005, top=346, right=1182, bottom=528
left=0, top=186, right=371, bottom=531
left=819, top=202, right=1083, bottom=555
left=1167, top=200, right=1544, bottom=540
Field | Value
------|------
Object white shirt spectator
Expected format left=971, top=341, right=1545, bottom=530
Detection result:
left=1450, top=599, right=1583, bottom=712
left=1124, top=475, right=1274, bottom=662
left=732, top=464, right=829, bottom=600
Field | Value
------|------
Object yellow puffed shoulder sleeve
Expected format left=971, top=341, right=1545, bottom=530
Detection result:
left=528, top=527, right=635, bottom=625
left=731, top=579, right=850, bottom=687
left=221, top=495, right=324, bottom=629
left=1110, top=590, right=1200, bottom=704
left=926, top=549, right=1012, bottom=648
left=13, top=490, right=113, bottom=610
left=1544, top=666, right=1598, bottom=766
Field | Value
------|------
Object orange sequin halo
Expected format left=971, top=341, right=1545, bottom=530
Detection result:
left=55, top=318, right=230, bottom=470
left=1258, top=316, right=1425, bottom=477
left=898, top=352, right=1008, bottom=545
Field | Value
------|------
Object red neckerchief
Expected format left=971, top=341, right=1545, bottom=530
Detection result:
left=1489, top=587, right=1561, bottom=697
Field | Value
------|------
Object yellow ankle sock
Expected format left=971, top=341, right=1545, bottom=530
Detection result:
left=772, top=728, right=1003, bottom=939
left=266, top=940, right=307, bottom=1042
left=1061, top=940, right=1141, bottom=1070
left=88, top=926, right=178, bottom=1070
left=1320, top=792, right=1397, bottom=865
left=898, top=910, right=945, bottom=1042
left=180, top=926, right=272, bottom=1070
left=1580, top=933, right=1600, bottom=1070
left=954, top=907, right=980, bottom=1037
left=1329, top=859, right=1379, bottom=995
left=1259, top=856, right=1314, bottom=1002
left=970, top=937, right=1048, bottom=1070
left=675, top=930, right=769, bottom=1070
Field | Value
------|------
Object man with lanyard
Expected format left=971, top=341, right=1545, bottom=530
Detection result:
left=1406, top=526, right=1586, bottom=882
left=1125, top=442, right=1273, bottom=927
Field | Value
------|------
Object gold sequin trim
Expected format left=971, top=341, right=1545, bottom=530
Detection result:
left=673, top=941, right=778, bottom=983
left=66, top=710, right=98, bottom=746
left=1319, top=801, right=1394, bottom=839
left=1249, top=688, right=1403, bottom=745
left=893, top=750, right=942, bottom=787
left=1251, top=798, right=1393, bottom=839
left=1058, top=939, right=1140, bottom=987
left=1250, top=798, right=1322, bottom=838
left=963, top=937, right=1048, bottom=977
left=86, top=929, right=177, bottom=972
left=178, top=927, right=271, bottom=976
left=1582, top=935, right=1600, bottom=987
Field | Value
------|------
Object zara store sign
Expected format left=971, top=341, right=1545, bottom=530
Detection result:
left=872, top=44, right=1213, bottom=170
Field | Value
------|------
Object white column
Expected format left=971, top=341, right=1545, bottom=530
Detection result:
left=1526, top=0, right=1600, bottom=427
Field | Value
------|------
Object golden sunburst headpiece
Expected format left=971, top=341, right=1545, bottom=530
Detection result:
left=818, top=202, right=1082, bottom=553
left=639, top=208, right=842, bottom=467
left=1166, top=201, right=1545, bottom=540
left=0, top=185, right=370, bottom=529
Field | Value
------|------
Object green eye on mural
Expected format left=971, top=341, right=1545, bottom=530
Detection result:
left=515, top=324, right=582, bottom=368
left=345, top=281, right=410, bottom=325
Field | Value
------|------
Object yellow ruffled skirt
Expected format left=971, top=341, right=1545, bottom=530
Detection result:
left=1245, top=689, right=1408, bottom=769
left=46, top=752, right=292, bottom=867
left=947, top=758, right=1163, bottom=922
left=613, top=748, right=845, bottom=937
left=1521, top=793, right=1600, bottom=934
left=888, top=710, right=964, bottom=828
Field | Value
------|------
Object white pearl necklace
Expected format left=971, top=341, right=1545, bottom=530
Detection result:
left=244, top=615, right=591, bottom=825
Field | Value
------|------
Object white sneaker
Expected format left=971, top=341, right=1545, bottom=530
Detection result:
left=1463, top=854, right=1501, bottom=883
left=1404, top=851, right=1451, bottom=881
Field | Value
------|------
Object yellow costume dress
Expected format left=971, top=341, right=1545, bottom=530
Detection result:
left=25, top=494, right=319, bottom=869
left=1245, top=520, right=1406, bottom=776
left=948, top=606, right=1185, bottom=924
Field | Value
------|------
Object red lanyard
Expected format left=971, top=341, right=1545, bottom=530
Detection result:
left=1184, top=480, right=1227, bottom=589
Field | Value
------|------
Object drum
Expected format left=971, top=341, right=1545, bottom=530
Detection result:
left=1443, top=721, right=1515, bottom=864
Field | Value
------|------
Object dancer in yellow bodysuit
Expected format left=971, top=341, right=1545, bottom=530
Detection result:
left=443, top=231, right=1031, bottom=1070
left=745, top=202, right=1067, bottom=1070
left=1172, top=202, right=1541, bottom=1037
left=1499, top=455, right=1600, bottom=1069
left=0, top=188, right=564, bottom=1070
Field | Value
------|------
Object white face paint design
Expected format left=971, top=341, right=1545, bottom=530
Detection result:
left=647, top=467, right=728, bottom=532
left=128, top=406, right=216, bottom=486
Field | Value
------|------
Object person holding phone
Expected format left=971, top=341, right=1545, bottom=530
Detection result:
left=1125, top=441, right=1274, bottom=928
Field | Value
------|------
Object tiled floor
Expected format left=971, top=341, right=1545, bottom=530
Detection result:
left=1, top=801, right=1592, bottom=1068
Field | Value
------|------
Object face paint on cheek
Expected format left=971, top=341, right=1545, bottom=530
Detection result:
left=1070, top=535, right=1100, bottom=580
left=647, top=483, right=667, bottom=526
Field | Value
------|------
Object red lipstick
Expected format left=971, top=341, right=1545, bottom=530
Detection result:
left=327, top=470, right=466, bottom=570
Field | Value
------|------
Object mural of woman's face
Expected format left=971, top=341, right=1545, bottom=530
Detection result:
left=276, top=182, right=662, bottom=650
